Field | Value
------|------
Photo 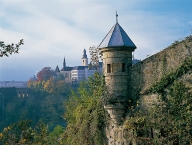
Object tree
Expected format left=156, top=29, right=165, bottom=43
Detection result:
left=89, top=46, right=100, bottom=69
left=62, top=72, right=107, bottom=145
left=0, top=39, right=24, bottom=57
left=36, top=67, right=54, bottom=81
left=0, top=119, right=56, bottom=144
left=56, top=73, right=65, bottom=81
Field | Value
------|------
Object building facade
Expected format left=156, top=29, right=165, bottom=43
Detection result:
left=71, top=66, right=87, bottom=83
left=0, top=81, right=27, bottom=88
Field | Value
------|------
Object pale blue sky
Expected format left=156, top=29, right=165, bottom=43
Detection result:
left=0, top=0, right=192, bottom=81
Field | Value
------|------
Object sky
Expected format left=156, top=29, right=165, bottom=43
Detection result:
left=0, top=0, right=192, bottom=81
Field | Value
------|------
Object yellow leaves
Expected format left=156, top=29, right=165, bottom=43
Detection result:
left=19, top=139, right=26, bottom=144
left=59, top=141, right=64, bottom=144
left=3, top=128, right=8, bottom=132
left=44, top=80, right=52, bottom=93
left=7, top=126, right=11, bottom=130
left=3, top=126, right=10, bottom=132
left=0, top=133, right=3, bottom=138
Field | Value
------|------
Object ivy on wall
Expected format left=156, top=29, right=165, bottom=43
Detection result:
left=124, top=81, right=192, bottom=144
left=131, top=35, right=192, bottom=96
left=144, top=57, right=192, bottom=94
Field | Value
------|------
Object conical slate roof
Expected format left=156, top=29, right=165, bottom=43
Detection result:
left=82, top=49, right=87, bottom=58
left=98, top=22, right=136, bottom=49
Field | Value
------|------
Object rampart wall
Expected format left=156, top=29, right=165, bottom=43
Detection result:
left=131, top=36, right=192, bottom=96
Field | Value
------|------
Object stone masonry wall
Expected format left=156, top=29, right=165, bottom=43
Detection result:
left=131, top=36, right=192, bottom=100
left=101, top=49, right=132, bottom=97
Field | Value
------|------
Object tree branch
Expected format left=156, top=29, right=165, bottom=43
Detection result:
left=0, top=39, right=24, bottom=57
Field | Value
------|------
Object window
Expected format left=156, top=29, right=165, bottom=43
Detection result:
left=122, top=63, right=126, bottom=72
left=107, top=64, right=111, bottom=73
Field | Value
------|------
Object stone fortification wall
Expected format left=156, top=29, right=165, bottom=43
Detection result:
left=131, top=36, right=192, bottom=102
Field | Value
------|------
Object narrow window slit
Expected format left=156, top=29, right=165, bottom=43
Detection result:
left=122, top=63, right=126, bottom=72
left=107, top=64, right=111, bottom=73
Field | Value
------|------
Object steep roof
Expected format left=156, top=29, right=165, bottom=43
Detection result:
left=60, top=67, right=73, bottom=71
left=55, top=65, right=60, bottom=73
left=82, top=49, right=87, bottom=58
left=98, top=22, right=136, bottom=49
left=72, top=66, right=88, bottom=70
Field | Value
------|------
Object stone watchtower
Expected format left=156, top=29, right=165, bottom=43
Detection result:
left=98, top=13, right=136, bottom=124
left=82, top=49, right=88, bottom=66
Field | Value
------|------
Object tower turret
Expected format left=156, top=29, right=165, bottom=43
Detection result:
left=81, top=49, right=88, bottom=66
left=99, top=12, right=136, bottom=124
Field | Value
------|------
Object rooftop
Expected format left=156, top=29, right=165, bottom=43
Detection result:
left=61, top=67, right=73, bottom=71
left=98, top=14, right=136, bottom=49
left=72, top=66, right=88, bottom=70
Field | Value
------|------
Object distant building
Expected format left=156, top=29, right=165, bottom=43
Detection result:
left=60, top=56, right=73, bottom=83
left=52, top=48, right=140, bottom=83
left=132, top=58, right=141, bottom=64
left=132, top=54, right=141, bottom=64
left=54, top=49, right=100, bottom=83
left=71, top=66, right=87, bottom=83
left=85, top=62, right=103, bottom=79
left=0, top=81, right=27, bottom=88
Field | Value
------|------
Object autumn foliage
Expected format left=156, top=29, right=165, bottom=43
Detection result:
left=36, top=67, right=54, bottom=81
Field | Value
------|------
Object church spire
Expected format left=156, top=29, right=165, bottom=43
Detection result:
left=63, top=56, right=66, bottom=68
left=82, top=49, right=87, bottom=58
left=82, top=49, right=88, bottom=66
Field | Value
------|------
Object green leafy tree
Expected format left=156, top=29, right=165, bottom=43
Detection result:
left=0, top=119, right=59, bottom=145
left=0, top=39, right=24, bottom=57
left=62, top=72, right=107, bottom=145
left=49, top=125, right=64, bottom=144
left=55, top=80, right=68, bottom=95
left=56, top=73, right=65, bottom=80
